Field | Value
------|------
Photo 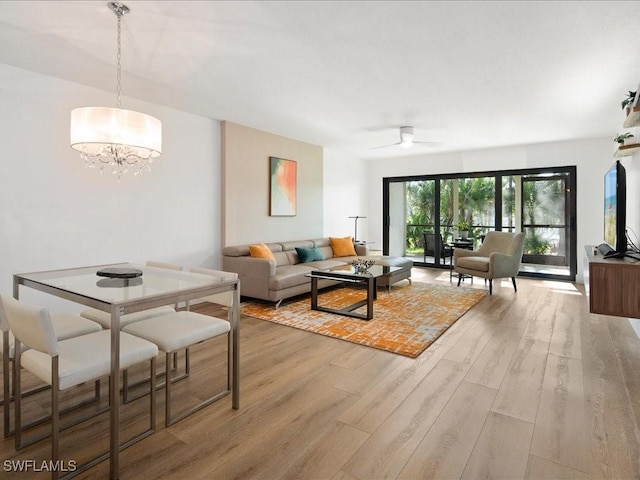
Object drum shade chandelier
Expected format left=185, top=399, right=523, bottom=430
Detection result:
left=70, top=2, right=162, bottom=179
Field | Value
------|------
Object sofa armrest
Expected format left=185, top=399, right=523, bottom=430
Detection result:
left=222, top=255, right=276, bottom=300
left=488, top=252, right=521, bottom=277
left=355, top=243, right=369, bottom=256
left=453, top=248, right=480, bottom=260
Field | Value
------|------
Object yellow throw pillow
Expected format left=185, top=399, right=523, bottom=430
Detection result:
left=249, top=243, right=275, bottom=261
left=330, top=236, right=357, bottom=257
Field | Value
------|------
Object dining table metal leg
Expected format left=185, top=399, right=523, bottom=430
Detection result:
left=109, top=306, right=122, bottom=479
left=232, top=283, right=240, bottom=410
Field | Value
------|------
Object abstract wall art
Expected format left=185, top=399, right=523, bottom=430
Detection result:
left=269, top=156, right=297, bottom=216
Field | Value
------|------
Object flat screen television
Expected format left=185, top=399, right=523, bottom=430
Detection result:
left=603, top=160, right=627, bottom=256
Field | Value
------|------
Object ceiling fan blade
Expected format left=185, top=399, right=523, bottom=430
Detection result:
left=370, top=141, right=402, bottom=150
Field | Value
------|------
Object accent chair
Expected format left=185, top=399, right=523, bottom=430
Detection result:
left=453, top=231, right=526, bottom=294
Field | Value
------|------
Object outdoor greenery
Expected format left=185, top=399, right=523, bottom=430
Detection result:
left=405, top=177, right=495, bottom=253
left=521, top=177, right=566, bottom=255
left=404, top=174, right=567, bottom=257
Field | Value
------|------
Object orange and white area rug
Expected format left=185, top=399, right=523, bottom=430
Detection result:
left=241, top=282, right=487, bottom=358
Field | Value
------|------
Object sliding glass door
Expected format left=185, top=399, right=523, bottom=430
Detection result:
left=521, top=173, right=571, bottom=273
left=383, top=166, right=577, bottom=281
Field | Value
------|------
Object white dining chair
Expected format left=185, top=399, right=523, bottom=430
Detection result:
left=1, top=297, right=102, bottom=438
left=1, top=294, right=158, bottom=479
left=188, top=267, right=238, bottom=311
left=80, top=260, right=186, bottom=401
left=122, top=310, right=231, bottom=427
left=120, top=265, right=234, bottom=406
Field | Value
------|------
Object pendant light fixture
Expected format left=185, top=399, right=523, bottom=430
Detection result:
left=70, top=2, right=162, bottom=179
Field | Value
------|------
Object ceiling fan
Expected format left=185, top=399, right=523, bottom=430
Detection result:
left=371, top=126, right=443, bottom=150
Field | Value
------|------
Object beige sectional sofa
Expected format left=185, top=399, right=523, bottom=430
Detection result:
left=222, top=238, right=413, bottom=305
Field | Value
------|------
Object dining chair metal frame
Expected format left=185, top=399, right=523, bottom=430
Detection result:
left=13, top=337, right=157, bottom=480
left=12, top=262, right=240, bottom=480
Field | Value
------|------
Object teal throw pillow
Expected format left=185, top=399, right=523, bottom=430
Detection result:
left=296, top=246, right=324, bottom=263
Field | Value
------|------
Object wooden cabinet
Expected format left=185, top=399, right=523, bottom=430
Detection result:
left=584, top=246, right=640, bottom=318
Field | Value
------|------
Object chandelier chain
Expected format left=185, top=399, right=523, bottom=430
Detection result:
left=116, top=10, right=122, bottom=109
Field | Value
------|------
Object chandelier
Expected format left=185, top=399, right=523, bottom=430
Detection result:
left=70, top=2, right=162, bottom=180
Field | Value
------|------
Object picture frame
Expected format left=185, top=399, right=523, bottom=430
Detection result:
left=269, top=157, right=297, bottom=216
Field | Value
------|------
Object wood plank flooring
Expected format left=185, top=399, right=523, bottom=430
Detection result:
left=2, top=268, right=640, bottom=479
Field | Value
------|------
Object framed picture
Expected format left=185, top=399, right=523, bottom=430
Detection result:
left=269, top=157, right=297, bottom=216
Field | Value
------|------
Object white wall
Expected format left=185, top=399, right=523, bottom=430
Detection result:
left=0, top=63, right=220, bottom=311
left=364, top=138, right=616, bottom=282
left=323, top=148, right=369, bottom=241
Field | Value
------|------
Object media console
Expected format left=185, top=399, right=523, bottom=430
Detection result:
left=584, top=245, right=640, bottom=318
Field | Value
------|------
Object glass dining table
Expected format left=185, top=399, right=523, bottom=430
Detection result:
left=13, top=262, right=240, bottom=479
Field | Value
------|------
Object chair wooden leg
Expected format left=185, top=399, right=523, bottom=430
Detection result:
left=512, top=277, right=517, bottom=292
left=489, top=279, right=493, bottom=295
left=457, top=274, right=462, bottom=287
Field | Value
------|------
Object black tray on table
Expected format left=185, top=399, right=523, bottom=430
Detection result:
left=96, top=267, right=143, bottom=279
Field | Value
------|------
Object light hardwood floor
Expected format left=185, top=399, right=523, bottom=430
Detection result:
left=2, top=267, right=640, bottom=479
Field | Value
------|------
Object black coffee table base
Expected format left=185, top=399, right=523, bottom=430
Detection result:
left=309, top=275, right=377, bottom=320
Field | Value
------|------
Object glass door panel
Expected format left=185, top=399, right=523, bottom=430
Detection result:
left=388, top=181, right=406, bottom=257
left=383, top=166, right=576, bottom=281
left=456, top=176, right=496, bottom=249
left=502, top=175, right=520, bottom=233
left=439, top=178, right=455, bottom=243
left=406, top=180, right=436, bottom=265
left=522, top=174, right=569, bottom=269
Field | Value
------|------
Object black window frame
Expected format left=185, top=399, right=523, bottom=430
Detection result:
left=382, top=165, right=577, bottom=282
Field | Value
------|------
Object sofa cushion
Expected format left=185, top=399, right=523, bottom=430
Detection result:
left=457, top=256, right=490, bottom=272
left=330, top=236, right=357, bottom=257
left=371, top=256, right=413, bottom=270
left=296, top=246, right=324, bottom=263
left=305, top=259, right=347, bottom=270
left=307, top=239, right=333, bottom=260
left=269, top=265, right=315, bottom=290
left=281, top=240, right=314, bottom=251
left=223, top=243, right=282, bottom=257
left=249, top=243, right=275, bottom=260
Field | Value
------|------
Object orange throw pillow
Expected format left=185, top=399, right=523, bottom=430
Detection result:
left=330, top=236, right=357, bottom=257
left=249, top=243, right=275, bottom=261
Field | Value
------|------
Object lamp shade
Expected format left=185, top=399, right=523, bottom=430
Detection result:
left=70, top=107, right=162, bottom=157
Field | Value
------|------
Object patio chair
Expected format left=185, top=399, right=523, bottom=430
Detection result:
left=423, top=232, right=453, bottom=264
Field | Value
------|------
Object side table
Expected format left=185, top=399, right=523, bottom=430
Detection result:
left=450, top=239, right=474, bottom=283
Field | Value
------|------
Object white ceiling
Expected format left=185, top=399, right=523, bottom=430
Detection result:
left=1, top=0, right=639, bottom=158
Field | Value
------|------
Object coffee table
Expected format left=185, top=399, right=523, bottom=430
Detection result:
left=306, top=264, right=400, bottom=320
